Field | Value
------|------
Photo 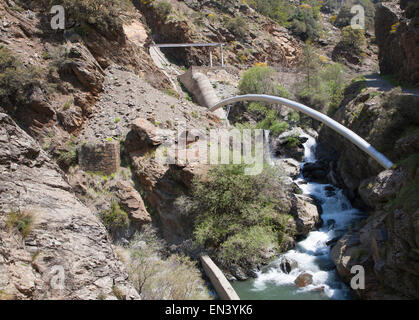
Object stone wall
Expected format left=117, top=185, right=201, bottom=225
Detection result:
left=79, top=142, right=120, bottom=175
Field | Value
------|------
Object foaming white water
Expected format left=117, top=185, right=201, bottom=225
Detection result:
left=264, top=130, right=275, bottom=166
left=251, top=133, right=363, bottom=300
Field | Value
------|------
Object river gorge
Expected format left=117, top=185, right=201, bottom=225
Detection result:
left=231, top=134, right=365, bottom=300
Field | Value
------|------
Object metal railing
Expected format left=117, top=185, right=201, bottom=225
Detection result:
left=150, top=42, right=225, bottom=67
left=210, top=94, right=394, bottom=169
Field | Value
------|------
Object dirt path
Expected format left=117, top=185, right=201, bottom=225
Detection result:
left=364, top=73, right=419, bottom=97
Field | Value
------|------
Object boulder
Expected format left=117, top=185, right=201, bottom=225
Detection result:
left=273, top=130, right=307, bottom=162
left=131, top=118, right=170, bottom=146
left=113, top=181, right=152, bottom=225
left=64, top=44, right=105, bottom=92
left=278, top=158, right=301, bottom=178
left=302, top=161, right=329, bottom=183
left=358, top=169, right=406, bottom=208
left=291, top=194, right=322, bottom=237
left=279, top=257, right=298, bottom=274
left=294, top=273, right=313, bottom=287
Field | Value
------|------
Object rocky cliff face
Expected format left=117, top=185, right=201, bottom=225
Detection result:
left=375, top=0, right=419, bottom=86
left=0, top=113, right=139, bottom=300
left=318, top=82, right=419, bottom=298
left=137, top=0, right=302, bottom=68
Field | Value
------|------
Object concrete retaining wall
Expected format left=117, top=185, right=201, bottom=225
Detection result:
left=79, top=142, right=120, bottom=175
left=200, top=255, right=240, bottom=300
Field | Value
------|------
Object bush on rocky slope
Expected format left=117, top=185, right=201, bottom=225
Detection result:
left=39, top=0, right=134, bottom=35
left=246, top=0, right=293, bottom=26
left=0, top=46, right=42, bottom=111
left=121, top=228, right=211, bottom=300
left=248, top=0, right=322, bottom=41
left=185, top=164, right=295, bottom=268
left=333, top=0, right=375, bottom=31
left=237, top=65, right=292, bottom=134
left=297, top=44, right=345, bottom=113
left=290, top=1, right=323, bottom=41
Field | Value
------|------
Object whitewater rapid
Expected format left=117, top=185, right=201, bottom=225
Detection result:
left=232, top=134, right=365, bottom=300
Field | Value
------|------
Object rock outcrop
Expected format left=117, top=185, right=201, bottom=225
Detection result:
left=113, top=181, right=152, bottom=225
left=0, top=113, right=139, bottom=300
left=375, top=1, right=419, bottom=86
left=291, top=195, right=322, bottom=238
left=138, top=0, right=302, bottom=68
left=272, top=129, right=308, bottom=162
left=319, top=82, right=419, bottom=298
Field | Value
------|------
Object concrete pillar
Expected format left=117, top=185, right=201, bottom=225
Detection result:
left=220, top=44, right=224, bottom=67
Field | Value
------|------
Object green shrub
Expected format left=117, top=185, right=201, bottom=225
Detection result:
left=257, top=110, right=290, bottom=135
left=287, top=112, right=300, bottom=123
left=239, top=65, right=275, bottom=95
left=220, top=226, right=277, bottom=263
left=239, top=65, right=291, bottom=97
left=224, top=16, right=248, bottom=39
left=238, top=66, right=291, bottom=134
left=125, top=229, right=211, bottom=300
left=298, top=44, right=345, bottom=114
left=0, top=47, right=41, bottom=110
left=285, top=135, right=301, bottom=148
left=6, top=209, right=35, bottom=238
left=188, top=164, right=293, bottom=265
left=339, top=26, right=366, bottom=54
left=153, top=0, right=173, bottom=19
left=40, top=0, right=134, bottom=36
left=333, top=0, right=375, bottom=31
left=101, top=202, right=130, bottom=233
left=290, top=2, right=322, bottom=41
left=247, top=0, right=292, bottom=26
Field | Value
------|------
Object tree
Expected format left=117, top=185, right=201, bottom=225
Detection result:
left=340, top=25, right=366, bottom=53
left=301, top=43, right=321, bottom=90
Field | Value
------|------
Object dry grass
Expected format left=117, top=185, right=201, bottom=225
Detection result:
left=6, top=209, right=36, bottom=239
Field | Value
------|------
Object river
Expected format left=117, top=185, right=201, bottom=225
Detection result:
left=231, top=133, right=365, bottom=300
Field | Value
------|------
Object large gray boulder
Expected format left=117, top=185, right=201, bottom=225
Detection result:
left=291, top=195, right=322, bottom=237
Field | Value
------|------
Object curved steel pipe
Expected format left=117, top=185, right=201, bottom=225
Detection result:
left=210, top=94, right=393, bottom=169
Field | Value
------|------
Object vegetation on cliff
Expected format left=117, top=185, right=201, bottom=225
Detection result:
left=247, top=0, right=323, bottom=41
left=0, top=47, right=42, bottom=111
left=237, top=65, right=292, bottom=135
left=38, top=0, right=134, bottom=35
left=184, top=164, right=295, bottom=267
left=120, top=228, right=211, bottom=300
left=298, top=44, right=345, bottom=114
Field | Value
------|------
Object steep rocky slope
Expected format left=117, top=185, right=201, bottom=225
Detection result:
left=137, top=0, right=302, bottom=68
left=315, top=1, right=419, bottom=297
left=318, top=84, right=419, bottom=299
left=0, top=0, right=170, bottom=153
left=0, top=113, right=139, bottom=300
left=375, top=0, right=419, bottom=86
